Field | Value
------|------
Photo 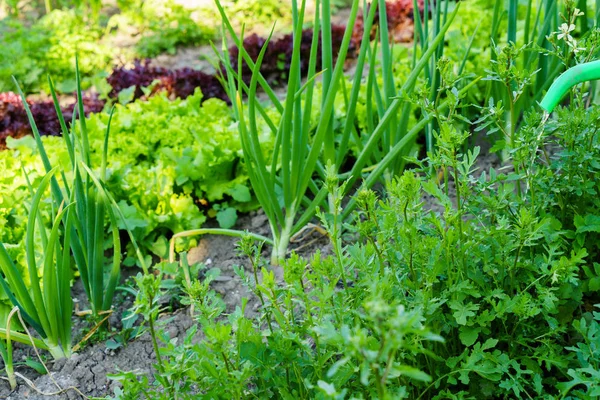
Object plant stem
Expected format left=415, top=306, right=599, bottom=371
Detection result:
left=148, top=315, right=165, bottom=375
left=221, top=352, right=231, bottom=373
left=373, top=363, right=385, bottom=399
left=511, top=242, right=524, bottom=293
left=452, top=154, right=466, bottom=275
left=46, top=343, right=66, bottom=360
left=381, top=348, right=398, bottom=390
left=251, top=255, right=274, bottom=333
left=299, top=277, right=323, bottom=378
left=272, top=215, right=295, bottom=265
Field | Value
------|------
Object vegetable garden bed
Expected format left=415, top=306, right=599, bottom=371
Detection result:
left=1, top=0, right=600, bottom=399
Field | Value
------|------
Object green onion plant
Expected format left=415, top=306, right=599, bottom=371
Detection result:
left=207, top=0, right=463, bottom=265
left=8, top=60, right=148, bottom=322
left=12, top=74, right=119, bottom=319
left=0, top=169, right=74, bottom=359
left=0, top=63, right=148, bottom=362
left=0, top=339, right=12, bottom=389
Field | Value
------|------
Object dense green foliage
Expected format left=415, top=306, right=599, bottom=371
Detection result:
left=0, top=0, right=293, bottom=93
left=0, top=90, right=267, bottom=271
left=215, top=0, right=459, bottom=263
left=111, top=91, right=600, bottom=399
left=105, top=1, right=600, bottom=397
left=116, top=0, right=218, bottom=58
left=0, top=9, right=113, bottom=93
left=1, top=0, right=600, bottom=398
left=86, top=90, right=270, bottom=261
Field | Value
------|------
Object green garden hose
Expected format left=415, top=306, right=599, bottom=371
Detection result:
left=539, top=60, right=600, bottom=113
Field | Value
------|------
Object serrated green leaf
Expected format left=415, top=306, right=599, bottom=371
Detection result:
left=450, top=300, right=479, bottom=325
left=575, top=214, right=600, bottom=233
left=459, top=326, right=480, bottom=346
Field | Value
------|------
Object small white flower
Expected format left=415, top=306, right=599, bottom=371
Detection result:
left=557, top=23, right=576, bottom=42
left=565, top=38, right=585, bottom=54
left=574, top=8, right=584, bottom=17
